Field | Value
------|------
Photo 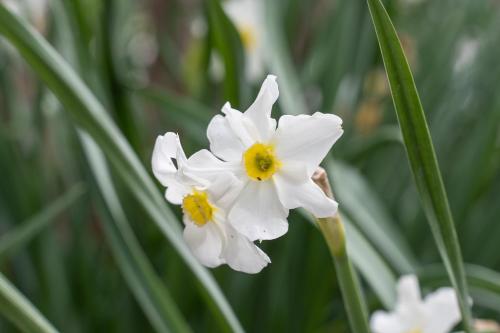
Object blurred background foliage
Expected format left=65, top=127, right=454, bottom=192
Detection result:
left=0, top=0, right=499, bottom=332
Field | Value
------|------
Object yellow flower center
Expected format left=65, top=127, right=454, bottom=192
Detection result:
left=406, top=329, right=422, bottom=333
left=243, top=143, right=281, bottom=181
left=239, top=25, right=257, bottom=51
left=182, top=191, right=216, bottom=226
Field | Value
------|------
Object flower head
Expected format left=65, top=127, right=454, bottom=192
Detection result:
left=370, top=275, right=461, bottom=333
left=152, top=132, right=270, bottom=273
left=207, top=75, right=343, bottom=241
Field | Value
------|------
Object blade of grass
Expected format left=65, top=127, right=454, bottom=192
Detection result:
left=0, top=184, right=85, bottom=258
left=135, top=87, right=211, bottom=146
left=205, top=0, right=245, bottom=107
left=366, top=0, right=473, bottom=330
left=420, top=264, right=500, bottom=314
left=299, top=209, right=397, bottom=308
left=262, top=0, right=307, bottom=116
left=81, top=132, right=191, bottom=333
left=343, top=216, right=397, bottom=308
left=328, top=161, right=417, bottom=274
left=0, top=272, right=58, bottom=333
left=0, top=6, right=243, bottom=333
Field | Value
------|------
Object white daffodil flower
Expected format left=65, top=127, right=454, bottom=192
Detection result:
left=222, top=0, right=264, bottom=81
left=370, top=275, right=461, bottom=333
left=152, top=132, right=270, bottom=274
left=207, top=75, right=343, bottom=241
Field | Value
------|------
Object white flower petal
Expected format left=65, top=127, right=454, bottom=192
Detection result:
left=395, top=275, right=426, bottom=325
left=207, top=113, right=246, bottom=162
left=228, top=180, right=288, bottom=241
left=274, top=164, right=338, bottom=218
left=186, top=149, right=226, bottom=170
left=222, top=103, right=257, bottom=145
left=223, top=224, right=270, bottom=274
left=208, top=174, right=245, bottom=211
left=370, top=311, right=407, bottom=333
left=396, top=275, right=422, bottom=309
left=151, top=132, right=182, bottom=186
left=180, top=148, right=237, bottom=187
left=274, top=112, right=343, bottom=176
left=244, top=75, right=278, bottom=142
left=422, top=288, right=461, bottom=333
left=183, top=219, right=225, bottom=268
left=165, top=182, right=190, bottom=205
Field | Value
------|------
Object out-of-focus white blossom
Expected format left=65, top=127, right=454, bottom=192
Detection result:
left=370, top=275, right=462, bottom=333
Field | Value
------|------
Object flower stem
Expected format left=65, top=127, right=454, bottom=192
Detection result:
left=313, top=168, right=371, bottom=333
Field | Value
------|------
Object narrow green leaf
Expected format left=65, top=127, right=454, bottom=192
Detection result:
left=343, top=125, right=403, bottom=163
left=366, top=0, right=473, bottom=330
left=0, top=6, right=243, bottom=333
left=0, top=184, right=85, bottom=258
left=262, top=0, right=307, bottom=116
left=420, top=264, right=500, bottom=314
left=300, top=209, right=397, bottom=308
left=81, top=133, right=190, bottom=333
left=0, top=272, right=58, bottom=333
left=343, top=215, right=397, bottom=308
left=205, top=0, right=245, bottom=107
left=329, top=161, right=417, bottom=274
left=135, top=87, right=211, bottom=146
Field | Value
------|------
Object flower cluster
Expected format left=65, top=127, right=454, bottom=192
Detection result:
left=152, top=75, right=343, bottom=273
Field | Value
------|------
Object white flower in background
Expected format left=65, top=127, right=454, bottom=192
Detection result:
left=207, top=75, right=343, bottom=241
left=454, top=38, right=479, bottom=73
left=152, top=132, right=270, bottom=274
left=370, top=275, right=461, bottom=333
left=222, top=0, right=264, bottom=81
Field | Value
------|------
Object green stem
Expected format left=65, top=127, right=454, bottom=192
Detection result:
left=313, top=169, right=370, bottom=333
left=0, top=273, right=58, bottom=333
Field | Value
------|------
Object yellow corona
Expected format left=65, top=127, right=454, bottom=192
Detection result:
left=182, top=191, right=216, bottom=226
left=243, top=143, right=281, bottom=181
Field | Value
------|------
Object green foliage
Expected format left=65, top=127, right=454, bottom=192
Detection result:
left=0, top=0, right=499, bottom=331
left=367, top=0, right=473, bottom=329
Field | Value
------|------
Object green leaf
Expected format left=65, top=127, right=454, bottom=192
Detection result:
left=262, top=0, right=307, bottom=116
left=0, top=5, right=242, bottom=333
left=366, top=0, right=473, bottom=330
left=329, top=161, right=417, bottom=274
left=135, top=87, right=211, bottom=146
left=343, top=215, right=397, bottom=308
left=0, top=184, right=85, bottom=258
left=299, top=209, right=397, bottom=310
left=80, top=133, right=190, bottom=333
left=420, top=264, right=500, bottom=313
left=205, top=0, right=245, bottom=107
left=0, top=272, right=58, bottom=333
